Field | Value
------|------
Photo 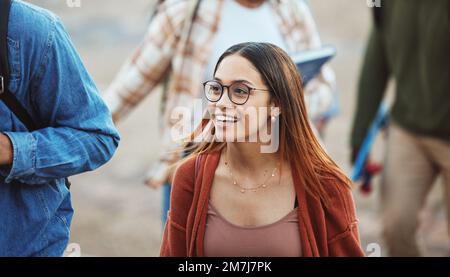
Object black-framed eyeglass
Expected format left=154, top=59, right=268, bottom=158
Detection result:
left=203, top=80, right=270, bottom=105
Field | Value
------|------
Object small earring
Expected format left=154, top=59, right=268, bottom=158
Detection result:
left=271, top=115, right=276, bottom=122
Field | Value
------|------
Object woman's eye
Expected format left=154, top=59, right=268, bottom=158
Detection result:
left=233, top=88, right=249, bottom=96
left=210, top=86, right=221, bottom=93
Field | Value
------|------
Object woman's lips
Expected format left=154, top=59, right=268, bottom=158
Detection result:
left=213, top=114, right=239, bottom=127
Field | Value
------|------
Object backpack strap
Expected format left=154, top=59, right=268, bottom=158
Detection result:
left=0, top=0, right=37, bottom=131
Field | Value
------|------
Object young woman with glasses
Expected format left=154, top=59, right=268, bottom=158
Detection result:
left=160, top=42, right=364, bottom=257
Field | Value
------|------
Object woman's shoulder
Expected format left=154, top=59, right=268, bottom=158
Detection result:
left=173, top=152, right=214, bottom=183
left=173, top=155, right=198, bottom=185
left=172, top=151, right=220, bottom=199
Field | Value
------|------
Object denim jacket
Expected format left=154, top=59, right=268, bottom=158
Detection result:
left=0, top=0, right=120, bottom=256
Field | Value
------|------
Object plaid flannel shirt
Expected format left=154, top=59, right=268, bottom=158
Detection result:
left=103, top=0, right=337, bottom=184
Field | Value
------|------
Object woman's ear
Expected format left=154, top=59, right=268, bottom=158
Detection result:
left=269, top=105, right=281, bottom=123
left=270, top=103, right=281, bottom=117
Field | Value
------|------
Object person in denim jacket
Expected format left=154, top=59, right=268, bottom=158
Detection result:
left=0, top=0, right=120, bottom=256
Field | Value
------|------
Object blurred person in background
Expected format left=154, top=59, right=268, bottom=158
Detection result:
left=104, top=0, right=337, bottom=228
left=350, top=0, right=450, bottom=256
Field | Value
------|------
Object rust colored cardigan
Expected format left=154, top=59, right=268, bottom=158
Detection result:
left=160, top=151, right=365, bottom=257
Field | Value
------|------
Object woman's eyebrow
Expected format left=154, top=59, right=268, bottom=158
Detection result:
left=213, top=77, right=255, bottom=86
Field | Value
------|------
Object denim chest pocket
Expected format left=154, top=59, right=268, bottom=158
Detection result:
left=6, top=37, right=21, bottom=91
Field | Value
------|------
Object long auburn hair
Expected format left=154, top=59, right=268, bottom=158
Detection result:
left=179, top=42, right=350, bottom=203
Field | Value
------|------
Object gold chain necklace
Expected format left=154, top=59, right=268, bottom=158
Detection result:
left=224, top=157, right=280, bottom=193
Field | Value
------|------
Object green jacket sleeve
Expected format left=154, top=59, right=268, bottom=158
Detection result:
left=350, top=27, right=390, bottom=148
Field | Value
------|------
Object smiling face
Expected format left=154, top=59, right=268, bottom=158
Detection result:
left=207, top=54, right=274, bottom=142
left=189, top=42, right=349, bottom=206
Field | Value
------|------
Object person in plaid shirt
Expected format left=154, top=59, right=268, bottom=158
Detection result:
left=103, top=0, right=337, bottom=227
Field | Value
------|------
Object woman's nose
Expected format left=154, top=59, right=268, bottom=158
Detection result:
left=216, top=87, right=234, bottom=108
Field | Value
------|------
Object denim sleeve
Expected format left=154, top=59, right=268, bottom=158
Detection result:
left=2, top=17, right=120, bottom=185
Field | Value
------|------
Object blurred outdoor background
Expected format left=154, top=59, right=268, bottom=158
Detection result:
left=27, top=0, right=449, bottom=256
